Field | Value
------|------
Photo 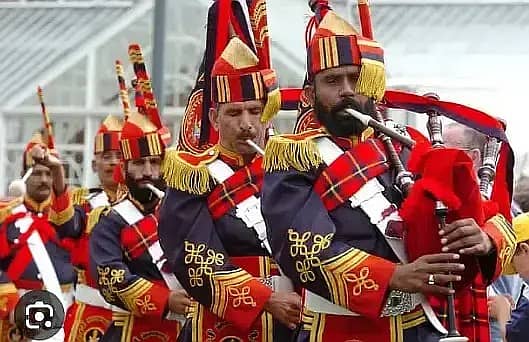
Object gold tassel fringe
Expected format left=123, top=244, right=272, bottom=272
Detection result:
left=261, top=87, right=281, bottom=123
left=86, top=206, right=109, bottom=235
left=355, top=59, right=386, bottom=102
left=263, top=135, right=322, bottom=172
left=161, top=148, right=212, bottom=195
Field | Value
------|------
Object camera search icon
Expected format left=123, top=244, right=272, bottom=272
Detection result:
left=14, top=290, right=64, bottom=340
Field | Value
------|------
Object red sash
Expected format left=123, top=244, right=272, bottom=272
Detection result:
left=313, top=139, right=390, bottom=211
left=207, top=157, right=263, bottom=220
left=1, top=212, right=58, bottom=281
left=120, top=214, right=159, bottom=259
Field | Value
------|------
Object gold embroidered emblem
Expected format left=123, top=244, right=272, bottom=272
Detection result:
left=288, top=229, right=333, bottom=283
left=184, top=241, right=225, bottom=287
left=97, top=266, right=125, bottom=302
left=228, top=286, right=256, bottom=308
left=135, top=294, right=157, bottom=314
left=343, top=266, right=379, bottom=296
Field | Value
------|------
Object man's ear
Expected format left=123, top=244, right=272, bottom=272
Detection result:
left=519, top=242, right=529, bottom=255
left=470, top=149, right=482, bottom=167
left=91, top=159, right=97, bottom=173
left=304, top=84, right=315, bottom=107
left=209, top=107, right=220, bottom=131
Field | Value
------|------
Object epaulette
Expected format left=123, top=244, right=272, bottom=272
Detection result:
left=0, top=197, right=24, bottom=224
left=263, top=129, right=326, bottom=172
left=86, top=205, right=112, bottom=235
left=161, top=146, right=219, bottom=195
left=70, top=187, right=90, bottom=206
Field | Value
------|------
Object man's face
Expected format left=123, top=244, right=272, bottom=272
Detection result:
left=307, top=65, right=374, bottom=137
left=443, top=125, right=481, bottom=171
left=92, top=150, right=121, bottom=189
left=25, top=164, right=52, bottom=203
left=209, top=100, right=266, bottom=155
left=125, top=156, right=165, bottom=204
left=513, top=242, right=529, bottom=280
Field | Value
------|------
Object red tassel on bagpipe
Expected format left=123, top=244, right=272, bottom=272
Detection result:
left=383, top=89, right=514, bottom=221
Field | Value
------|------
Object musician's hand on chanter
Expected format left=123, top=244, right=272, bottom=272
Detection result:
left=389, top=253, right=464, bottom=295
left=167, top=289, right=193, bottom=315
left=264, top=291, right=301, bottom=330
left=439, top=218, right=493, bottom=256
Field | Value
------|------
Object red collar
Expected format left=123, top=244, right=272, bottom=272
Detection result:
left=329, top=127, right=375, bottom=150
left=216, top=144, right=258, bottom=169
left=23, top=195, right=51, bottom=214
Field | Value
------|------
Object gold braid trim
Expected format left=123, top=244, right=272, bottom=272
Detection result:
left=0, top=198, right=23, bottom=224
left=355, top=59, right=386, bottom=102
left=86, top=206, right=110, bottom=235
left=263, top=135, right=323, bottom=172
left=116, top=278, right=155, bottom=316
left=70, top=187, right=89, bottom=206
left=49, top=205, right=74, bottom=226
left=0, top=283, right=17, bottom=295
left=161, top=147, right=215, bottom=195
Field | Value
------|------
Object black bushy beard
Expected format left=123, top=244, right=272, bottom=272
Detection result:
left=125, top=174, right=166, bottom=213
left=314, top=96, right=376, bottom=137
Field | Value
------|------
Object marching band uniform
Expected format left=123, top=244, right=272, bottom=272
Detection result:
left=158, top=35, right=294, bottom=341
left=63, top=114, right=123, bottom=341
left=0, top=133, right=77, bottom=341
left=89, top=110, right=182, bottom=340
left=260, top=8, right=515, bottom=342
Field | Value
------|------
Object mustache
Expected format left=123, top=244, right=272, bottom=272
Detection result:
left=237, top=131, right=256, bottom=140
left=131, top=176, right=157, bottom=183
left=37, top=184, right=50, bottom=190
left=330, top=98, right=364, bottom=115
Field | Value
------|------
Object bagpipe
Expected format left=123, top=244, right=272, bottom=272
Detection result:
left=374, top=90, right=512, bottom=341
left=299, top=1, right=513, bottom=340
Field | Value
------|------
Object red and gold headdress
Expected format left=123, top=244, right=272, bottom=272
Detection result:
left=307, top=9, right=385, bottom=101
left=114, top=44, right=170, bottom=162
left=94, top=114, right=123, bottom=155
left=295, top=0, right=385, bottom=133
left=211, top=36, right=280, bottom=122
left=178, top=0, right=279, bottom=152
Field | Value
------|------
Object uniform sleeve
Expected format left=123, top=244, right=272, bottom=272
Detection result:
left=89, top=213, right=170, bottom=319
left=261, top=169, right=396, bottom=319
left=480, top=214, right=517, bottom=283
left=507, top=296, right=529, bottom=342
left=49, top=188, right=84, bottom=239
left=0, top=272, right=18, bottom=320
left=158, top=188, right=272, bottom=332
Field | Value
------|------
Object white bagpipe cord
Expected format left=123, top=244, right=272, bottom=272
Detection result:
left=8, top=167, right=33, bottom=197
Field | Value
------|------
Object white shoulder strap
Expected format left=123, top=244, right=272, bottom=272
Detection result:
left=207, top=159, right=235, bottom=183
left=88, top=191, right=110, bottom=209
left=206, top=158, right=272, bottom=254
left=313, top=136, right=447, bottom=334
left=14, top=217, right=66, bottom=312
left=113, top=199, right=185, bottom=322
left=113, top=200, right=144, bottom=226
